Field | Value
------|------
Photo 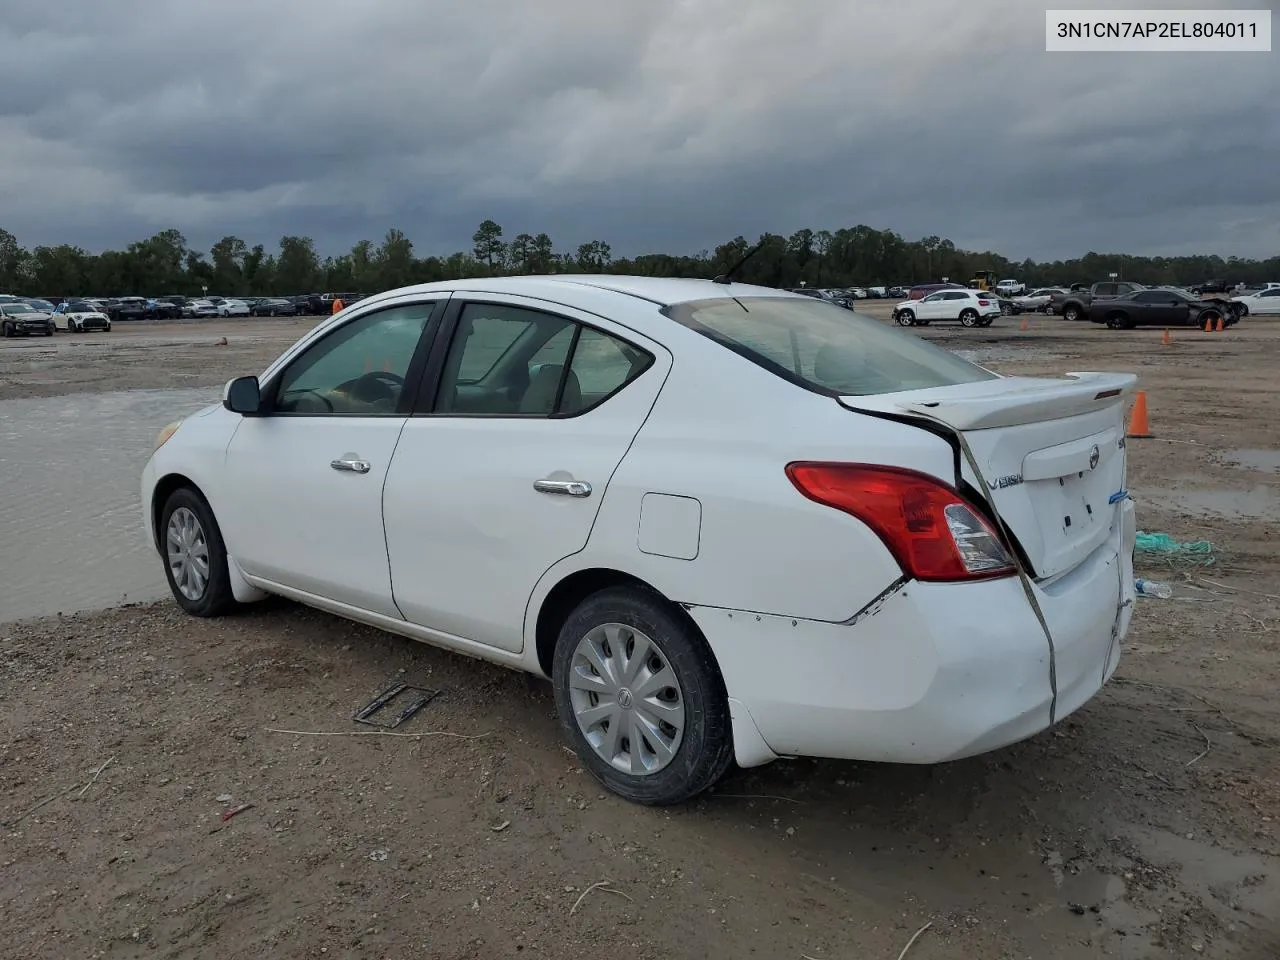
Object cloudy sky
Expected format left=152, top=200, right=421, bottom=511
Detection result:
left=1, top=0, right=1276, bottom=262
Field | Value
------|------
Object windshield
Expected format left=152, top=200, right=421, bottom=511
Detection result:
left=3, top=303, right=34, bottom=314
left=664, top=296, right=997, bottom=396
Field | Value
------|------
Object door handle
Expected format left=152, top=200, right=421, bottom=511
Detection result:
left=331, top=457, right=371, bottom=473
left=533, top=478, right=592, bottom=497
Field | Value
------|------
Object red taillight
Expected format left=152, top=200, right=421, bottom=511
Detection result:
left=978, top=299, right=990, bottom=306
left=785, top=463, right=1016, bottom=582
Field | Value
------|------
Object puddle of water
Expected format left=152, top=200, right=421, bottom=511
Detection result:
left=0, top=387, right=220, bottom=622
left=1141, top=486, right=1280, bottom=522
left=1217, top=448, right=1280, bottom=472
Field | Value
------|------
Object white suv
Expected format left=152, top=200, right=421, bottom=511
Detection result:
left=892, top=289, right=1003, bottom=327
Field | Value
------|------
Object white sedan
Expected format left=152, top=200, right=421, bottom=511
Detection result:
left=218, top=299, right=251, bottom=317
left=141, top=276, right=1138, bottom=805
left=891, top=288, right=1002, bottom=327
left=1229, top=287, right=1280, bottom=316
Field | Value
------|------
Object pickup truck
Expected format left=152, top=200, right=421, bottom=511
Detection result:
left=1051, top=281, right=1146, bottom=322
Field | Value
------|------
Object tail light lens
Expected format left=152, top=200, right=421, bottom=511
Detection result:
left=785, top=463, right=1015, bottom=581
left=978, top=299, right=990, bottom=306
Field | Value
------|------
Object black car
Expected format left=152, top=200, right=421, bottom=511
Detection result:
left=0, top=302, right=56, bottom=337
left=249, top=297, right=299, bottom=317
left=105, top=298, right=151, bottom=322
left=146, top=299, right=184, bottom=319
left=1087, top=288, right=1236, bottom=329
left=1190, top=279, right=1231, bottom=296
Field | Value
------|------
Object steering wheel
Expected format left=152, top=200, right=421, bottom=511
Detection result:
left=284, top=388, right=334, bottom=412
left=347, top=370, right=405, bottom=404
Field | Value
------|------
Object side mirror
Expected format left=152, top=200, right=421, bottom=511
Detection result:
left=223, top=376, right=262, bottom=415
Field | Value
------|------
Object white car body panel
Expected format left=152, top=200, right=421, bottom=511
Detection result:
left=141, top=276, right=1138, bottom=770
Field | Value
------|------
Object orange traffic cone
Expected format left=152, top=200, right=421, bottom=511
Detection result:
left=1216, top=316, right=1225, bottom=332
left=1019, top=317, right=1029, bottom=331
left=1127, top=391, right=1152, bottom=439
left=1162, top=329, right=1172, bottom=345
left=363, top=356, right=373, bottom=373
left=1204, top=317, right=1212, bottom=332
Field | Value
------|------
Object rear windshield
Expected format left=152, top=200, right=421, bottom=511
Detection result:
left=665, top=296, right=997, bottom=396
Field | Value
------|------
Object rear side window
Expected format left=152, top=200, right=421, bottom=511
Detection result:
left=665, top=296, right=996, bottom=397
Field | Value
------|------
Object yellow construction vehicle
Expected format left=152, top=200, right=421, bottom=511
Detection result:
left=970, top=270, right=997, bottom=291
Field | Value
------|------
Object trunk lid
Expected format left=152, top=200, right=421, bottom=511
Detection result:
left=838, top=372, right=1137, bottom=580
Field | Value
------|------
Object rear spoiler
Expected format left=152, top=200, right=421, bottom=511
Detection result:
left=838, top=372, right=1138, bottom=431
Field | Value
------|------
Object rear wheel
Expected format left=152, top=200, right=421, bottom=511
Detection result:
left=959, top=309, right=979, bottom=327
left=552, top=586, right=733, bottom=806
left=159, top=487, right=237, bottom=617
left=1063, top=305, right=1082, bottom=322
left=896, top=310, right=916, bottom=326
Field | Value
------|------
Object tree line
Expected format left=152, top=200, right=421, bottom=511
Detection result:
left=1, top=221, right=1275, bottom=299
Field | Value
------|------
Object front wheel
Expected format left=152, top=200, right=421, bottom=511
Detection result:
left=552, top=586, right=733, bottom=806
left=895, top=310, right=916, bottom=326
left=959, top=309, right=979, bottom=327
left=159, top=487, right=237, bottom=617
left=1105, top=313, right=1128, bottom=330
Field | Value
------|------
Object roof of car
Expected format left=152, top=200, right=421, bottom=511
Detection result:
left=358, top=275, right=807, bottom=310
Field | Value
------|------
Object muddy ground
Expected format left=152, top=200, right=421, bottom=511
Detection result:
left=1, top=312, right=1278, bottom=959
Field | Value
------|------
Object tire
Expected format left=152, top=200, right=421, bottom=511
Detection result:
left=552, top=586, right=733, bottom=806
left=158, top=487, right=237, bottom=617
left=959, top=309, right=979, bottom=327
left=895, top=310, right=916, bottom=326
left=1236, top=304, right=1249, bottom=317
left=1063, top=305, right=1082, bottom=322
left=1105, top=313, right=1128, bottom=330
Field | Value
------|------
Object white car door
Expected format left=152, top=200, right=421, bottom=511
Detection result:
left=916, top=293, right=946, bottom=319
left=938, top=291, right=968, bottom=319
left=382, top=294, right=671, bottom=653
left=220, top=297, right=446, bottom=617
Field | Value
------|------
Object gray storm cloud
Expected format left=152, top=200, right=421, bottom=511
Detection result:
left=0, top=0, right=1276, bottom=259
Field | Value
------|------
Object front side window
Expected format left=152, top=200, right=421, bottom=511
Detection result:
left=666, top=296, right=997, bottom=397
left=273, top=302, right=437, bottom=415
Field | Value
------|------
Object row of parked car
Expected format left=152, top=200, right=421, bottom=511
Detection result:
left=0, top=292, right=369, bottom=336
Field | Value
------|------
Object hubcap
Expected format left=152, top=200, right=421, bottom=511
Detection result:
left=166, top=506, right=210, bottom=601
left=567, top=623, right=686, bottom=776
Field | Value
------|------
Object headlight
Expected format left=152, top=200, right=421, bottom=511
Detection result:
left=155, top=420, right=183, bottom=450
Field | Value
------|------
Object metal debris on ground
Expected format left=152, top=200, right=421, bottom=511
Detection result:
left=352, top=681, right=440, bottom=729
left=221, top=803, right=253, bottom=822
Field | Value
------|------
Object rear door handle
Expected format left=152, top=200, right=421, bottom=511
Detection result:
left=533, top=479, right=591, bottom=497
left=331, top=457, right=371, bottom=473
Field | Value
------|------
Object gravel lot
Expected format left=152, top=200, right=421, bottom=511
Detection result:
left=1, top=311, right=1277, bottom=959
